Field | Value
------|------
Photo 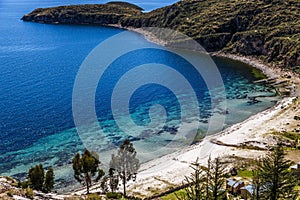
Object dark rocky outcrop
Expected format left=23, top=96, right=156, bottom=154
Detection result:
left=22, top=0, right=300, bottom=71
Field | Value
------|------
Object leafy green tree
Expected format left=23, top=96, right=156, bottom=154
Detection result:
left=72, top=149, right=105, bottom=194
left=253, top=144, right=298, bottom=199
left=44, top=167, right=55, bottom=192
left=109, top=140, right=140, bottom=197
left=28, top=164, right=44, bottom=191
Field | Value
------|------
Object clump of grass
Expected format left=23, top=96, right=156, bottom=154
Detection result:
left=7, top=190, right=14, bottom=197
left=25, top=188, right=34, bottom=199
left=237, top=169, right=253, bottom=179
left=161, top=189, right=187, bottom=200
left=64, top=196, right=84, bottom=200
left=282, top=131, right=300, bottom=141
left=86, top=193, right=101, bottom=200
left=252, top=68, right=267, bottom=79
left=106, top=192, right=122, bottom=199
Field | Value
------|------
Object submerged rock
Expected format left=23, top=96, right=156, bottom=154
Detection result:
left=247, top=96, right=262, bottom=105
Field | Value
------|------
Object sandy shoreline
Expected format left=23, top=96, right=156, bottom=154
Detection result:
left=124, top=98, right=300, bottom=197
left=73, top=27, right=300, bottom=197
left=76, top=95, right=299, bottom=197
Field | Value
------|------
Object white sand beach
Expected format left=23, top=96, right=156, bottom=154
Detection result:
left=73, top=29, right=300, bottom=197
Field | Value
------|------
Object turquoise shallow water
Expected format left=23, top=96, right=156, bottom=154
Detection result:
left=0, top=0, right=279, bottom=190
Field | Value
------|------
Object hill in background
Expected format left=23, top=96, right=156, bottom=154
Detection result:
left=22, top=0, right=300, bottom=72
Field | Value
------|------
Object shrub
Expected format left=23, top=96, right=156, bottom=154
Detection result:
left=18, top=181, right=29, bottom=189
left=294, top=116, right=300, bottom=120
left=25, top=188, right=34, bottom=199
left=7, top=190, right=14, bottom=197
left=87, top=193, right=101, bottom=200
left=125, top=196, right=142, bottom=200
left=106, top=192, right=122, bottom=199
left=64, top=197, right=84, bottom=200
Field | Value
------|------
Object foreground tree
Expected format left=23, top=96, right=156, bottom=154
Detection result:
left=108, top=167, right=119, bottom=193
left=209, top=157, right=227, bottom=200
left=251, top=170, right=262, bottom=200
left=203, top=156, right=212, bottom=198
left=254, top=144, right=298, bottom=199
left=28, top=164, right=55, bottom=192
left=175, top=158, right=206, bottom=200
left=28, top=164, right=44, bottom=191
left=44, top=167, right=55, bottom=192
left=72, top=149, right=105, bottom=194
left=109, top=140, right=140, bottom=197
left=176, top=156, right=227, bottom=200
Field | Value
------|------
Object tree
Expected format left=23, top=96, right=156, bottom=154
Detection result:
left=44, top=167, right=55, bottom=192
left=28, top=164, right=44, bottom=191
left=251, top=170, right=262, bottom=200
left=209, top=157, right=227, bottom=200
left=176, top=156, right=226, bottom=200
left=203, top=156, right=212, bottom=199
left=108, top=167, right=119, bottom=193
left=109, top=140, right=140, bottom=197
left=175, top=158, right=206, bottom=200
left=28, top=164, right=55, bottom=193
left=72, top=149, right=105, bottom=194
left=100, top=176, right=109, bottom=194
left=253, top=144, right=298, bottom=199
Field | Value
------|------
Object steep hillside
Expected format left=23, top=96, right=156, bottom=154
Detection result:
left=21, top=2, right=142, bottom=25
left=22, top=0, right=300, bottom=71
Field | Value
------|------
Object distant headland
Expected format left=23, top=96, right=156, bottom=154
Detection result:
left=22, top=0, right=299, bottom=72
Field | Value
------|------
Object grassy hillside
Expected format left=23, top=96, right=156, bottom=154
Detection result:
left=106, top=1, right=144, bottom=11
left=22, top=0, right=300, bottom=71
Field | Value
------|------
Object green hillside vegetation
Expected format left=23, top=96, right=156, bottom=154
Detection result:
left=22, top=0, right=300, bottom=71
left=106, top=1, right=144, bottom=11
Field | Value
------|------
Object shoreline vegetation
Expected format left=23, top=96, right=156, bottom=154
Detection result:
left=8, top=0, right=300, bottom=198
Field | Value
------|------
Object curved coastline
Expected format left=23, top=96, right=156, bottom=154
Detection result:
left=119, top=25, right=299, bottom=97
left=115, top=25, right=299, bottom=94
left=18, top=2, right=300, bottom=197
left=129, top=32, right=300, bottom=197
left=68, top=26, right=300, bottom=197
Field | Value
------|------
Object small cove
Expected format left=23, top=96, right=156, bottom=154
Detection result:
left=0, top=0, right=280, bottom=191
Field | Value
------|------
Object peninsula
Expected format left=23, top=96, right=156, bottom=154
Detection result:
left=22, top=0, right=299, bottom=71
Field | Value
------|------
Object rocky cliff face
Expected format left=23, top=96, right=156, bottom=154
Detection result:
left=22, top=0, right=300, bottom=71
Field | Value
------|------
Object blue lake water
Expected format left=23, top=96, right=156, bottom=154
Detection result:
left=0, top=0, right=279, bottom=190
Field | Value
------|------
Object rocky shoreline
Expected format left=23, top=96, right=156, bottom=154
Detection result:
left=211, top=52, right=300, bottom=97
